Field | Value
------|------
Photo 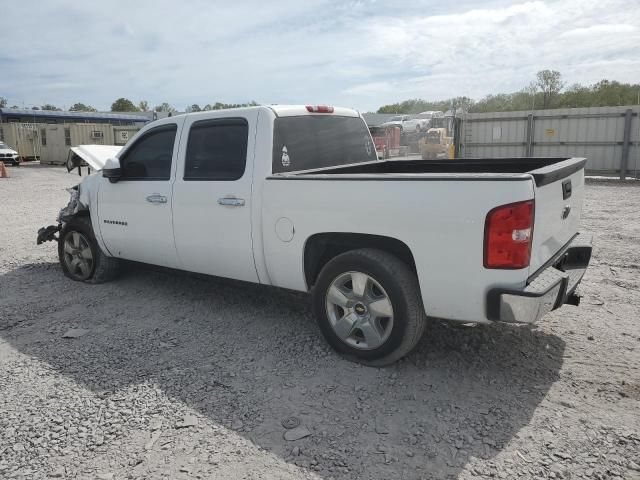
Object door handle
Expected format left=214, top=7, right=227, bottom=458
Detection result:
left=218, top=196, right=245, bottom=207
left=146, top=194, right=167, bottom=204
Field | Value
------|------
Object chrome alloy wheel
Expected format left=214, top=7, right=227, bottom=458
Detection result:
left=325, top=271, right=394, bottom=350
left=63, top=231, right=94, bottom=280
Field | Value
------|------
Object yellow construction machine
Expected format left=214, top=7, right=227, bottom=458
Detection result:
left=419, top=127, right=454, bottom=160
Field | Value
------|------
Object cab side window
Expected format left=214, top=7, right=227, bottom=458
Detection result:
left=120, top=125, right=177, bottom=180
left=184, top=118, right=248, bottom=181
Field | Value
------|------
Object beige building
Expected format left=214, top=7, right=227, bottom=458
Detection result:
left=0, top=108, right=149, bottom=164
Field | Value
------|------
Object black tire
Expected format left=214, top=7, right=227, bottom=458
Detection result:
left=313, top=248, right=427, bottom=366
left=58, top=217, right=120, bottom=284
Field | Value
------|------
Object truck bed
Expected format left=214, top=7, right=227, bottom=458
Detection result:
left=273, top=157, right=586, bottom=187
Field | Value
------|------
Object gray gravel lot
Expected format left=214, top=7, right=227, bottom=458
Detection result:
left=0, top=165, right=639, bottom=480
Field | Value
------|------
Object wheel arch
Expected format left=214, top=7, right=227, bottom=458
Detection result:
left=303, top=232, right=417, bottom=289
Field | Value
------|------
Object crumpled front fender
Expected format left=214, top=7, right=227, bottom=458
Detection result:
left=57, top=185, right=87, bottom=222
left=38, top=173, right=101, bottom=246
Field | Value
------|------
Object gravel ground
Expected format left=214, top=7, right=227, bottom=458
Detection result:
left=0, top=165, right=638, bottom=480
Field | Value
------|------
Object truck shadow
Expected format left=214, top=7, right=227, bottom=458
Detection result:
left=0, top=262, right=565, bottom=479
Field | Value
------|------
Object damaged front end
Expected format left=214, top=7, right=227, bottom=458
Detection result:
left=36, top=224, right=61, bottom=245
left=37, top=185, right=89, bottom=245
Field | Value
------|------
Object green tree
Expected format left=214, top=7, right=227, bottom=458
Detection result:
left=449, top=96, right=474, bottom=114
left=111, top=98, right=140, bottom=112
left=138, top=100, right=149, bottom=112
left=154, top=102, right=176, bottom=113
left=378, top=98, right=443, bottom=114
left=558, top=83, right=592, bottom=108
left=591, top=80, right=640, bottom=106
left=379, top=73, right=640, bottom=114
left=41, top=104, right=61, bottom=111
left=187, top=104, right=202, bottom=112
left=203, top=101, right=259, bottom=111
left=0, top=96, right=7, bottom=108
left=535, top=69, right=564, bottom=109
left=69, top=102, right=97, bottom=112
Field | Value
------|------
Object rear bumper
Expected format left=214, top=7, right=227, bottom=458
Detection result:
left=487, top=233, right=592, bottom=323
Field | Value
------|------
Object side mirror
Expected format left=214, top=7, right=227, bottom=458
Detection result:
left=102, top=157, right=122, bottom=183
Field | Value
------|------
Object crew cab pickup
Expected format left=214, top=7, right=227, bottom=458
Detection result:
left=38, top=105, right=592, bottom=365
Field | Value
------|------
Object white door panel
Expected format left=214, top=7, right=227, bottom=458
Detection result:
left=98, top=119, right=184, bottom=268
left=172, top=111, right=258, bottom=282
left=98, top=181, right=178, bottom=267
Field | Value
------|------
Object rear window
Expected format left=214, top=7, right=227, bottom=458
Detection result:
left=272, top=116, right=377, bottom=173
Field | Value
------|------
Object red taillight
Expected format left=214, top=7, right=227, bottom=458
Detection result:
left=306, top=105, right=334, bottom=113
left=484, top=200, right=534, bottom=269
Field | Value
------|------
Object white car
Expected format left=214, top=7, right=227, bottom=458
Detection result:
left=0, top=141, right=19, bottom=166
left=38, top=105, right=592, bottom=365
left=419, top=111, right=444, bottom=118
left=380, top=115, right=425, bottom=133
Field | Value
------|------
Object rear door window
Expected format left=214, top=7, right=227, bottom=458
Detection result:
left=272, top=116, right=376, bottom=173
left=184, top=118, right=248, bottom=181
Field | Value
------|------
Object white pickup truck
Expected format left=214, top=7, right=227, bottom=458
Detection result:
left=380, top=115, right=426, bottom=133
left=38, top=105, right=592, bottom=365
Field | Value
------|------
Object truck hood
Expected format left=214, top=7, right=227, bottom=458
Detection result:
left=70, top=145, right=122, bottom=171
left=0, top=148, right=17, bottom=155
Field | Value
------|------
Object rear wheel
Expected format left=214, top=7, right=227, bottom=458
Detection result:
left=313, top=249, right=427, bottom=366
left=58, top=217, right=120, bottom=284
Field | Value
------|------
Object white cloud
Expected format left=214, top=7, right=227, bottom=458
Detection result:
left=0, top=0, right=638, bottom=111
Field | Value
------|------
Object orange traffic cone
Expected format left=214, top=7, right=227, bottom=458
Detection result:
left=0, top=162, right=8, bottom=178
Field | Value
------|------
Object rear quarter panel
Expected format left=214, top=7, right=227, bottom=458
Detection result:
left=261, top=175, right=536, bottom=323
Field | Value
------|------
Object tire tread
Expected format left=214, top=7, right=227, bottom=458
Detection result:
left=314, top=248, right=427, bottom=366
left=58, top=217, right=120, bottom=284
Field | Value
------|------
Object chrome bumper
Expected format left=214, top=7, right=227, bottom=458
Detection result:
left=487, top=234, right=593, bottom=324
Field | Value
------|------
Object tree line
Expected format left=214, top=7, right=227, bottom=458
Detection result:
left=109, top=99, right=259, bottom=113
left=0, top=97, right=259, bottom=113
left=3, top=70, right=639, bottom=115
left=376, top=70, right=640, bottom=114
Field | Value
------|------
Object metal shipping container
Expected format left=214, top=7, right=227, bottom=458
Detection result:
left=0, top=123, right=41, bottom=159
left=39, top=123, right=115, bottom=165
left=460, top=105, right=639, bottom=177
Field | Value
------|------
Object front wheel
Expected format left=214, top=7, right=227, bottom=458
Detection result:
left=58, top=217, right=120, bottom=284
left=313, top=249, right=427, bottom=366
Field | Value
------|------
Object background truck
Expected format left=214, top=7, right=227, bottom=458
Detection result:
left=380, top=115, right=426, bottom=133
left=38, top=105, right=592, bottom=365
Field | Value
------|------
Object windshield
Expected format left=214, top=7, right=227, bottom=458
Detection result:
left=0, top=142, right=8, bottom=149
left=272, top=115, right=377, bottom=173
left=389, top=116, right=403, bottom=121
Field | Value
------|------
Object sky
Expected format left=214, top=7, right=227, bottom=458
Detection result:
left=1, top=0, right=639, bottom=112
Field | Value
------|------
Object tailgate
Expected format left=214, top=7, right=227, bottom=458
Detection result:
left=529, top=158, right=587, bottom=273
